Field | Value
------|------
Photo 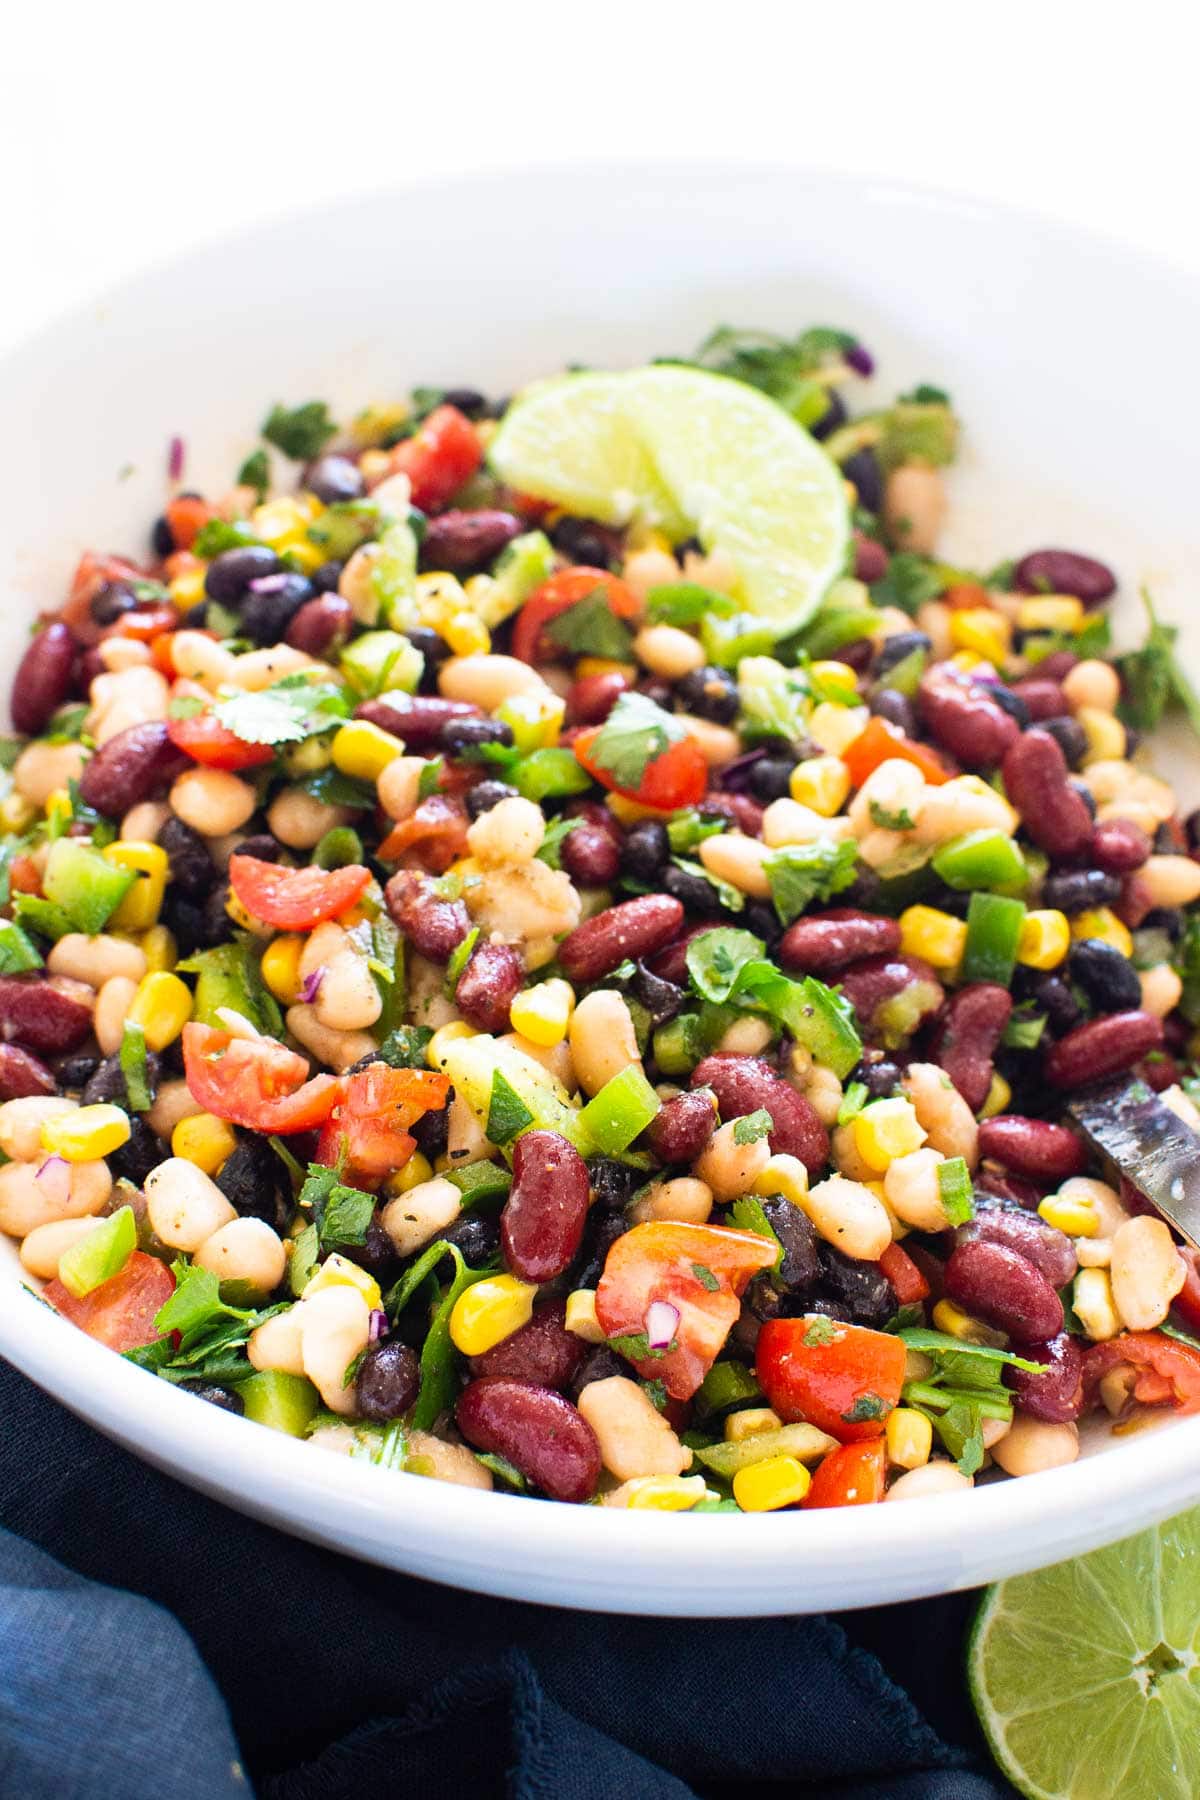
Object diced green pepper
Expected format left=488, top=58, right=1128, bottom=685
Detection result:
left=57, top=1206, right=136, bottom=1298
left=652, top=1012, right=707, bottom=1077
left=177, top=941, right=282, bottom=1035
left=446, top=1160, right=512, bottom=1207
left=236, top=1370, right=320, bottom=1436
left=579, top=1066, right=661, bottom=1154
left=932, top=830, right=1026, bottom=893
left=961, top=892, right=1027, bottom=985
left=306, top=500, right=380, bottom=563
left=482, top=531, right=556, bottom=626
left=693, top=1421, right=835, bottom=1478
left=11, top=894, right=74, bottom=942
left=339, top=630, right=423, bottom=698
left=512, top=748, right=592, bottom=802
left=700, top=612, right=778, bottom=668
left=41, top=839, right=135, bottom=935
left=370, top=515, right=419, bottom=627
left=788, top=977, right=863, bottom=1080
left=879, top=645, right=927, bottom=697
left=0, top=920, right=42, bottom=975
left=694, top=1359, right=763, bottom=1419
left=314, top=826, right=364, bottom=869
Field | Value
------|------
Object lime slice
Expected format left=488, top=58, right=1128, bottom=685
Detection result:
left=489, top=366, right=849, bottom=637
left=968, top=1508, right=1200, bottom=1800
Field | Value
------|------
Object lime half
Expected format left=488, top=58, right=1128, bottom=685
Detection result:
left=488, top=365, right=849, bottom=637
left=968, top=1508, right=1200, bottom=1800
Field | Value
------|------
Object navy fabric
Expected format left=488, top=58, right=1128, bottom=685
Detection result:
left=0, top=1359, right=1013, bottom=1798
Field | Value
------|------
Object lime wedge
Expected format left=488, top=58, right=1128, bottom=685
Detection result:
left=488, top=366, right=849, bottom=637
left=968, top=1508, right=1200, bottom=1800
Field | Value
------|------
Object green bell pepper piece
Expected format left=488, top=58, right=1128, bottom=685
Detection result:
left=961, top=892, right=1027, bottom=985
left=700, top=613, right=779, bottom=669
left=57, top=1206, right=136, bottom=1298
left=931, top=830, right=1026, bottom=893
left=694, top=1360, right=763, bottom=1419
left=41, top=839, right=135, bottom=935
left=0, top=920, right=42, bottom=974
left=579, top=1066, right=661, bottom=1154
left=652, top=1012, right=707, bottom=1077
left=340, top=630, right=423, bottom=698
left=236, top=1370, right=320, bottom=1436
left=512, top=748, right=591, bottom=802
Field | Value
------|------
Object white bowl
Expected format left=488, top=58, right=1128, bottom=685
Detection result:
left=1, top=164, right=1198, bottom=1616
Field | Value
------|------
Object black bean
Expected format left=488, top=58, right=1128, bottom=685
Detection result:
left=663, top=862, right=725, bottom=915
left=675, top=665, right=739, bottom=725
left=151, top=515, right=175, bottom=558
left=201, top=887, right=236, bottom=946
left=746, top=1274, right=785, bottom=1322
left=1153, top=821, right=1177, bottom=854
left=109, top=1118, right=169, bottom=1189
left=809, top=389, right=847, bottom=442
left=571, top=1210, right=628, bottom=1290
left=1186, top=811, right=1200, bottom=854
left=748, top=756, right=795, bottom=803
left=988, top=686, right=1031, bottom=729
left=441, top=717, right=514, bottom=756
left=82, top=1052, right=160, bottom=1110
left=875, top=631, right=932, bottom=678
left=239, top=574, right=314, bottom=645
left=90, top=582, right=139, bottom=627
left=234, top=833, right=284, bottom=863
left=632, top=961, right=684, bottom=1026
left=1069, top=939, right=1144, bottom=1013
left=1040, top=716, right=1087, bottom=770
left=806, top=1296, right=853, bottom=1324
left=215, top=1133, right=292, bottom=1229
left=404, top=626, right=451, bottom=693
left=868, top=689, right=916, bottom=735
left=549, top=515, right=622, bottom=569
left=588, top=1158, right=641, bottom=1212
left=341, top=1216, right=400, bottom=1283
left=568, top=1345, right=626, bottom=1401
left=637, top=679, right=675, bottom=712
left=303, top=454, right=365, bottom=505
left=204, top=545, right=281, bottom=604
left=817, top=1243, right=895, bottom=1327
left=843, top=447, right=884, bottom=514
left=744, top=900, right=783, bottom=949
left=465, top=778, right=519, bottom=819
left=620, top=820, right=670, bottom=884
left=758, top=1193, right=819, bottom=1291
left=440, top=388, right=489, bottom=418
left=158, top=816, right=218, bottom=895
left=1143, top=907, right=1185, bottom=942
left=356, top=1338, right=419, bottom=1421
left=55, top=1054, right=99, bottom=1091
left=176, top=1380, right=245, bottom=1415
left=410, top=1099, right=450, bottom=1160
left=429, top=1212, right=500, bottom=1267
left=851, top=1055, right=903, bottom=1100
left=1030, top=973, right=1083, bottom=1037
left=1042, top=869, right=1122, bottom=914
left=179, top=603, right=210, bottom=629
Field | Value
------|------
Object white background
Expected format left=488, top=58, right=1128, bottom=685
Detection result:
left=4, top=0, right=1195, bottom=355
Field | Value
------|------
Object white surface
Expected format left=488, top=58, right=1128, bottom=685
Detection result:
left=0, top=163, right=1198, bottom=1615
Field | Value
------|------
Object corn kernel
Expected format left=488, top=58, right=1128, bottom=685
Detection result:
left=139, top=924, right=178, bottom=973
left=427, top=1021, right=478, bottom=1070
left=1017, top=909, right=1071, bottom=970
left=509, top=978, right=575, bottom=1047
left=852, top=1097, right=926, bottom=1172
left=1039, top=1193, right=1099, bottom=1237
left=886, top=1407, right=933, bottom=1470
left=0, top=793, right=36, bottom=832
left=331, top=720, right=406, bottom=782
left=753, top=1153, right=809, bottom=1206
left=1078, top=707, right=1126, bottom=764
left=303, top=1253, right=382, bottom=1313
left=1074, top=1267, right=1121, bottom=1341
left=979, top=1072, right=1011, bottom=1119
left=789, top=754, right=851, bottom=817
left=44, top=789, right=73, bottom=834
left=252, top=497, right=317, bottom=545
left=724, top=1407, right=783, bottom=1443
left=624, top=1477, right=707, bottom=1512
left=605, top=793, right=674, bottom=825
left=349, top=404, right=409, bottom=448
left=564, top=1289, right=606, bottom=1343
left=169, top=567, right=207, bottom=609
left=443, top=611, right=491, bottom=656
left=1016, top=596, right=1085, bottom=633
left=1070, top=907, right=1133, bottom=958
left=103, top=841, right=168, bottom=931
left=225, top=890, right=268, bottom=935
left=172, top=1111, right=238, bottom=1176
left=127, top=971, right=193, bottom=1051
left=384, top=1153, right=433, bottom=1196
left=899, top=905, right=968, bottom=971
left=449, top=1274, right=537, bottom=1356
left=41, top=1102, right=131, bottom=1163
left=948, top=650, right=984, bottom=673
left=261, top=934, right=305, bottom=1004
left=576, top=656, right=639, bottom=681
left=932, top=1298, right=1006, bottom=1347
left=949, top=607, right=1011, bottom=665
left=808, top=701, right=868, bottom=756
left=415, top=572, right=469, bottom=630
left=733, top=1454, right=811, bottom=1513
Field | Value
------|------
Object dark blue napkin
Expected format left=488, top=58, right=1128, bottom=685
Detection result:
left=0, top=1359, right=1012, bottom=1798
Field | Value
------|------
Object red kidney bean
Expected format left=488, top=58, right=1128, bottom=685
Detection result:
left=944, top=1239, right=1064, bottom=1344
left=419, top=509, right=522, bottom=572
left=918, top=667, right=1019, bottom=770
left=501, top=1129, right=590, bottom=1283
left=779, top=908, right=901, bottom=975
left=0, top=976, right=93, bottom=1054
left=564, top=671, right=631, bottom=727
left=558, top=895, right=684, bottom=983
left=1136, top=1053, right=1180, bottom=1093
left=1036, top=650, right=1079, bottom=682
left=384, top=869, right=470, bottom=962
left=975, top=1167, right=1045, bottom=1210
left=645, top=923, right=713, bottom=988
left=469, top=1299, right=584, bottom=1390
left=77, top=647, right=107, bottom=689
left=78, top=721, right=188, bottom=818
left=837, top=954, right=945, bottom=1041
left=456, top=1377, right=601, bottom=1503
left=1009, top=677, right=1067, bottom=722
left=645, top=1088, right=717, bottom=1164
left=1005, top=1332, right=1084, bottom=1423
left=976, top=1116, right=1089, bottom=1180
left=1090, top=817, right=1152, bottom=875
left=11, top=622, right=77, bottom=735
left=928, top=983, right=1012, bottom=1114
left=689, top=1054, right=830, bottom=1174
left=853, top=532, right=889, bottom=583
left=1044, top=1010, right=1164, bottom=1088
left=1013, top=549, right=1116, bottom=606
left=284, top=594, right=354, bottom=656
left=957, top=1208, right=1077, bottom=1289
left=562, top=820, right=621, bottom=886
left=357, top=693, right=482, bottom=750
left=1117, top=872, right=1157, bottom=931
left=455, top=941, right=524, bottom=1032
left=0, top=1043, right=55, bottom=1100
left=702, top=792, right=765, bottom=835
left=1001, top=728, right=1093, bottom=862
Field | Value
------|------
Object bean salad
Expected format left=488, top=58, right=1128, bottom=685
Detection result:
left=4, top=325, right=1200, bottom=1514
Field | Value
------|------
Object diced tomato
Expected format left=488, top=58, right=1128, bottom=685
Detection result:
left=878, top=1241, right=931, bottom=1306
left=1081, top=1330, right=1200, bottom=1416
left=841, top=716, right=952, bottom=789
left=943, top=582, right=990, bottom=611
left=46, top=1251, right=175, bottom=1353
left=227, top=856, right=372, bottom=930
left=804, top=1439, right=887, bottom=1509
left=381, top=405, right=481, bottom=512
left=182, top=1022, right=342, bottom=1133
left=377, top=795, right=470, bottom=872
left=574, top=726, right=708, bottom=812
left=316, top=1064, right=452, bottom=1189
left=1173, top=1249, right=1200, bottom=1335
left=595, top=1220, right=777, bottom=1400
left=8, top=854, right=42, bottom=896
left=103, top=605, right=178, bottom=644
left=58, top=552, right=147, bottom=643
left=163, top=549, right=203, bottom=582
left=511, top=566, right=642, bottom=666
left=165, top=493, right=216, bottom=551
left=166, top=710, right=276, bottom=771
left=756, top=1316, right=907, bottom=1443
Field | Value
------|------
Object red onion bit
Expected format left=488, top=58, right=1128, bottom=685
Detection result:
left=368, top=1309, right=388, bottom=1342
left=644, top=1300, right=680, bottom=1349
left=300, top=967, right=324, bottom=1004
left=846, top=342, right=875, bottom=377
left=167, top=435, right=186, bottom=483
left=248, top=573, right=292, bottom=595
left=35, top=1155, right=71, bottom=1206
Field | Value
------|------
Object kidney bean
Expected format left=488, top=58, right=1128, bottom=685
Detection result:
left=702, top=792, right=765, bottom=836
left=646, top=1089, right=717, bottom=1164
left=689, top=1054, right=830, bottom=1174
left=1117, top=873, right=1155, bottom=930
left=357, top=693, right=482, bottom=751
left=779, top=908, right=901, bottom=975
left=1013, top=549, right=1116, bottom=605
left=284, top=594, right=354, bottom=657
left=1005, top=1332, right=1084, bottom=1422
left=645, top=923, right=712, bottom=988
left=1009, top=677, right=1067, bottom=722
left=1136, top=1053, right=1180, bottom=1093
left=1037, top=651, right=1080, bottom=683
left=501, top=1129, right=590, bottom=1283
left=0, top=976, right=93, bottom=1054
left=1090, top=817, right=1152, bottom=875
left=869, top=689, right=917, bottom=735
left=0, top=1043, right=55, bottom=1100
left=1000, top=729, right=1093, bottom=863
left=469, top=1299, right=584, bottom=1390
left=975, top=1168, right=1045, bottom=1210
left=918, top=667, right=1019, bottom=770
left=384, top=869, right=470, bottom=962
left=456, top=1377, right=601, bottom=1502
left=1045, top=1010, right=1163, bottom=1088
left=562, top=819, right=621, bottom=886
left=957, top=1208, right=1077, bottom=1289
left=558, top=895, right=684, bottom=984
left=976, top=1115, right=1089, bottom=1180
left=11, top=622, right=77, bottom=735
left=455, top=941, right=524, bottom=1032
left=928, top=983, right=1012, bottom=1113
left=837, top=954, right=945, bottom=1040
left=419, top=509, right=522, bottom=572
left=78, top=720, right=188, bottom=818
left=564, top=670, right=631, bottom=727
left=853, top=533, right=889, bottom=582
left=944, top=1239, right=1064, bottom=1344
left=356, top=1339, right=420, bottom=1421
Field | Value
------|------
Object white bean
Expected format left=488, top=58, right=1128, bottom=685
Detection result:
left=713, top=1016, right=773, bottom=1057
left=1140, top=855, right=1200, bottom=909
left=883, top=465, right=946, bottom=555
left=19, top=1216, right=107, bottom=1280
left=466, top=795, right=544, bottom=867
left=194, top=1217, right=287, bottom=1295
left=47, top=933, right=147, bottom=988
left=568, top=989, right=642, bottom=1097
left=0, top=1096, right=78, bottom=1161
left=94, top=976, right=138, bottom=1056
left=1062, top=659, right=1120, bottom=714
left=0, top=1158, right=112, bottom=1236
left=902, top=1062, right=979, bottom=1168
left=1109, top=1215, right=1186, bottom=1330
left=990, top=1417, right=1079, bottom=1477
left=405, top=1430, right=494, bottom=1489
left=694, top=1120, right=771, bottom=1203
left=1139, top=963, right=1184, bottom=1018
left=914, top=777, right=1017, bottom=845
left=884, top=1148, right=950, bottom=1231
left=120, top=800, right=171, bottom=843
left=633, top=624, right=705, bottom=679
left=576, top=1376, right=691, bottom=1480
left=379, top=1176, right=462, bottom=1257
left=439, top=654, right=550, bottom=709
left=678, top=715, right=741, bottom=768
left=267, top=786, right=350, bottom=850
left=799, top=1173, right=892, bottom=1261
left=170, top=631, right=238, bottom=689
left=146, top=1079, right=205, bottom=1142
left=377, top=756, right=426, bottom=822
left=698, top=832, right=771, bottom=898
left=228, top=646, right=316, bottom=691
left=144, top=1158, right=237, bottom=1252
left=885, top=1461, right=974, bottom=1501
left=284, top=1004, right=377, bottom=1073
left=13, top=741, right=87, bottom=808
left=247, top=1305, right=307, bottom=1376
left=300, top=1285, right=372, bottom=1415
left=629, top=1177, right=714, bottom=1225
left=170, top=768, right=257, bottom=837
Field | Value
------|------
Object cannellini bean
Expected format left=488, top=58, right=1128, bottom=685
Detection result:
left=916, top=600, right=953, bottom=661
left=94, top=976, right=138, bottom=1056
left=194, top=1217, right=287, bottom=1295
left=145, top=1158, right=238, bottom=1252
left=1139, top=963, right=1183, bottom=1019
left=439, top=654, right=550, bottom=709
left=568, top=989, right=642, bottom=1097
left=267, top=786, right=350, bottom=850
left=802, top=1066, right=844, bottom=1127
left=885, top=1461, right=974, bottom=1501
left=120, top=800, right=171, bottom=843
left=0, top=1158, right=112, bottom=1236
left=0, top=1096, right=78, bottom=1161
left=313, top=951, right=382, bottom=1034
left=913, top=776, right=1017, bottom=845
left=633, top=624, right=705, bottom=679
left=575, top=1376, right=691, bottom=1480
left=247, top=1305, right=308, bottom=1376
left=622, top=547, right=681, bottom=599
left=377, top=756, right=426, bottom=822
left=1061, top=659, right=1121, bottom=713
left=285, top=1004, right=377, bottom=1073
left=96, top=637, right=153, bottom=672
left=679, top=715, right=741, bottom=768
left=498, top=1031, right=575, bottom=1091
left=1140, top=855, right=1200, bottom=909
left=990, top=1417, right=1079, bottom=1477
left=19, top=1216, right=107, bottom=1280
left=902, top=1062, right=979, bottom=1167
left=848, top=758, right=926, bottom=836
left=466, top=795, right=545, bottom=867
left=713, top=1015, right=773, bottom=1057
left=47, top=933, right=147, bottom=988
left=170, top=631, right=239, bottom=688
left=379, top=1176, right=461, bottom=1256
left=884, top=464, right=946, bottom=555
left=338, top=543, right=384, bottom=624
left=798, top=1173, right=892, bottom=1261
left=681, top=544, right=738, bottom=594
left=884, top=1148, right=950, bottom=1231
left=146, top=1079, right=205, bottom=1142
left=1109, top=1215, right=1186, bottom=1330
left=694, top=1120, right=771, bottom=1203
left=762, top=800, right=850, bottom=848
left=406, top=1430, right=494, bottom=1489
left=629, top=1177, right=714, bottom=1225
left=698, top=832, right=771, bottom=898
left=13, top=741, right=88, bottom=808
left=170, top=768, right=257, bottom=837
left=1057, top=1176, right=1130, bottom=1238
left=300, top=1285, right=372, bottom=1415
left=229, top=645, right=315, bottom=690
left=464, top=860, right=581, bottom=955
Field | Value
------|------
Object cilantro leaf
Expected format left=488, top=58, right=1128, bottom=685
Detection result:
left=262, top=400, right=337, bottom=461
left=764, top=839, right=859, bottom=925
left=237, top=448, right=270, bottom=498
left=677, top=323, right=856, bottom=426
left=691, top=1263, right=720, bottom=1293
left=685, top=927, right=767, bottom=1003
left=1117, top=587, right=1200, bottom=737
left=869, top=800, right=915, bottom=830
left=534, top=814, right=577, bottom=870
left=212, top=679, right=349, bottom=747
left=587, top=691, right=687, bottom=790
left=546, top=586, right=635, bottom=661
left=732, top=1109, right=772, bottom=1146
left=486, top=1070, right=533, bottom=1145
left=728, top=1194, right=783, bottom=1270
left=317, top=1184, right=377, bottom=1249
left=841, top=1392, right=888, bottom=1424
left=192, top=518, right=260, bottom=559
left=803, top=1316, right=838, bottom=1347
left=376, top=1025, right=434, bottom=1070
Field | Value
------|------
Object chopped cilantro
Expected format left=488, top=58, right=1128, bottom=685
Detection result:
left=691, top=1263, right=720, bottom=1292
left=841, top=1392, right=888, bottom=1424
left=445, top=927, right=480, bottom=997
left=728, top=1194, right=783, bottom=1270
left=546, top=586, right=635, bottom=661
left=764, top=838, right=859, bottom=925
left=868, top=800, right=915, bottom=830
left=212, top=678, right=349, bottom=747
left=237, top=448, right=270, bottom=498
left=677, top=323, right=856, bottom=426
left=803, top=1316, right=838, bottom=1347
left=672, top=855, right=745, bottom=914
left=376, top=1025, right=434, bottom=1070
left=262, top=400, right=337, bottom=461
left=192, top=518, right=260, bottom=559
left=417, top=757, right=444, bottom=800
left=608, top=1331, right=670, bottom=1362
left=486, top=1070, right=533, bottom=1145
left=534, top=814, right=577, bottom=870
left=587, top=691, right=687, bottom=790
left=732, top=1109, right=772, bottom=1146
left=641, top=1378, right=669, bottom=1412
left=685, top=927, right=767, bottom=1002
left=869, top=552, right=945, bottom=616
left=1117, top=587, right=1200, bottom=737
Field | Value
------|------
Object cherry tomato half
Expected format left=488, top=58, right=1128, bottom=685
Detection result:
left=46, top=1251, right=175, bottom=1353
left=167, top=710, right=276, bottom=771
left=511, top=566, right=642, bottom=666
left=227, top=855, right=372, bottom=930
left=841, top=716, right=952, bottom=789
left=381, top=404, right=481, bottom=512
left=182, top=1023, right=342, bottom=1133
left=1082, top=1330, right=1200, bottom=1416
left=756, top=1316, right=908, bottom=1443
left=877, top=1241, right=931, bottom=1306
left=376, top=795, right=470, bottom=872
left=315, top=1064, right=452, bottom=1189
left=574, top=725, right=708, bottom=812
left=804, top=1439, right=888, bottom=1509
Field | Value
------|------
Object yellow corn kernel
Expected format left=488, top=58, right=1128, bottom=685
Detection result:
left=808, top=701, right=868, bottom=756
left=261, top=934, right=305, bottom=1004
left=252, top=497, right=317, bottom=544
left=41, top=1102, right=131, bottom=1163
left=103, top=841, right=169, bottom=931
left=949, top=607, right=1011, bottom=665
left=384, top=1152, right=434, bottom=1197
left=886, top=1407, right=933, bottom=1470
left=1017, top=909, right=1071, bottom=970
left=225, top=890, right=268, bottom=935
left=0, top=792, right=36, bottom=832
left=139, top=924, right=178, bottom=973
left=449, top=1274, right=537, bottom=1356
left=624, top=1477, right=707, bottom=1512
left=44, top=789, right=73, bottom=835
left=1039, top=1193, right=1100, bottom=1238
left=415, top=572, right=469, bottom=630
left=931, top=1298, right=1006, bottom=1347
left=564, top=1288, right=606, bottom=1343
left=753, top=1153, right=809, bottom=1207
left=789, top=754, right=851, bottom=817
left=427, top=1021, right=478, bottom=1070
left=127, top=971, right=193, bottom=1051
left=349, top=404, right=409, bottom=448
left=948, top=650, right=984, bottom=673
left=443, top=611, right=491, bottom=657
left=724, top=1407, right=783, bottom=1443
left=979, top=1072, right=1011, bottom=1120
left=1070, top=907, right=1133, bottom=958
left=282, top=539, right=327, bottom=576
left=1073, top=1267, right=1121, bottom=1341
left=605, top=793, right=674, bottom=826
left=303, top=1253, right=382, bottom=1313
left=1078, top=707, right=1126, bottom=764
left=732, top=1454, right=812, bottom=1513
left=331, top=720, right=406, bottom=783
left=852, top=1097, right=926, bottom=1173
left=509, top=978, right=575, bottom=1047
left=576, top=656, right=638, bottom=680
left=169, top=567, right=207, bottom=610
left=899, top=905, right=968, bottom=971
left=171, top=1111, right=238, bottom=1176
left=1016, top=595, right=1085, bottom=633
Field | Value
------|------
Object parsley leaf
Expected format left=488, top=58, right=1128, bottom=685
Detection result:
left=733, top=1109, right=772, bottom=1146
left=1117, top=587, right=1200, bottom=737
left=237, top=448, right=270, bottom=498
left=546, top=586, right=635, bottom=661
left=841, top=1392, right=888, bottom=1424
left=764, top=839, right=859, bottom=925
left=262, top=400, right=337, bottom=461
left=587, top=691, right=687, bottom=789
left=486, top=1070, right=533, bottom=1145
left=212, top=679, right=350, bottom=747
left=691, top=1263, right=720, bottom=1292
